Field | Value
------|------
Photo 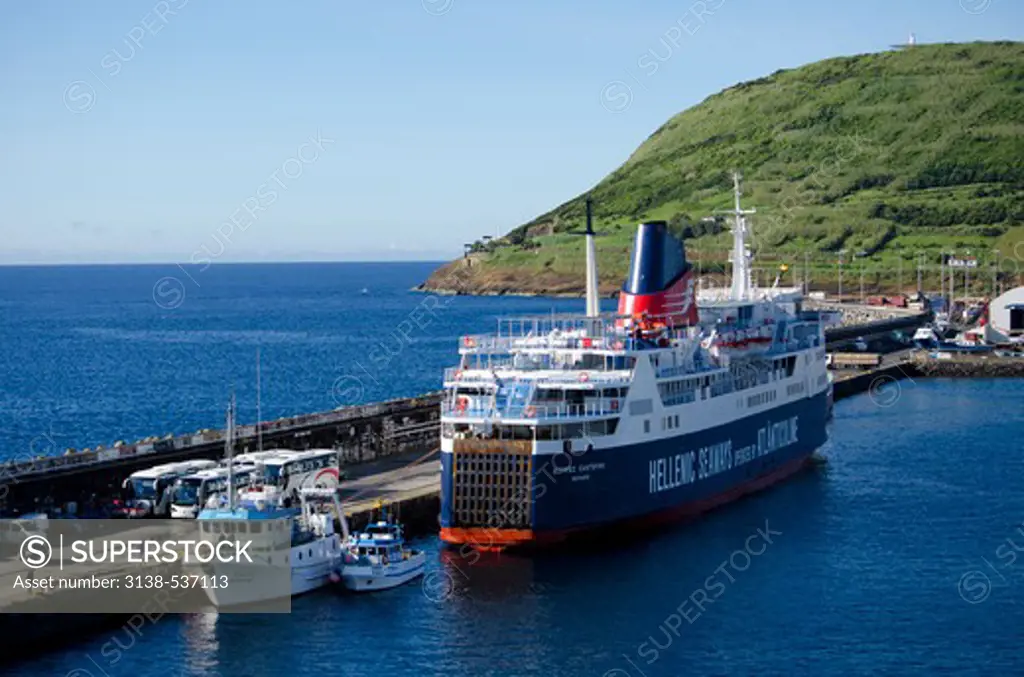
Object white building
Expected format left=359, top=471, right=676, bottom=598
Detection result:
left=985, top=286, right=1024, bottom=344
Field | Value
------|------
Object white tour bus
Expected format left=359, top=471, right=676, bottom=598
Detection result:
left=228, top=450, right=301, bottom=469
left=122, top=459, right=218, bottom=517
left=261, top=449, right=340, bottom=494
left=169, top=465, right=259, bottom=518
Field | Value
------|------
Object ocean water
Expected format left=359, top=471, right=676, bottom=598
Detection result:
left=11, top=378, right=1024, bottom=676
left=5, top=265, right=1024, bottom=676
left=0, top=262, right=607, bottom=462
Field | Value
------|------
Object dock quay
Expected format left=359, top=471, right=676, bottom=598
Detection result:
left=1, top=393, right=442, bottom=514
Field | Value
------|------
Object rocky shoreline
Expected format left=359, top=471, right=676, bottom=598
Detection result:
left=414, top=259, right=618, bottom=298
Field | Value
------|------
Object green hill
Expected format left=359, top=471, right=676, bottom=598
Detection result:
left=422, top=41, right=1024, bottom=297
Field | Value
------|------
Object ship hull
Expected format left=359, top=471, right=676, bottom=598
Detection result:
left=440, top=391, right=828, bottom=550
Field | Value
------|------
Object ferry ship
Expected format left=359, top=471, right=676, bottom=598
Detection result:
left=439, top=174, right=840, bottom=550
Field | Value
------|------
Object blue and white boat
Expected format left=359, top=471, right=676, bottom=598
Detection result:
left=336, top=509, right=425, bottom=592
left=439, top=173, right=840, bottom=550
left=196, top=397, right=347, bottom=607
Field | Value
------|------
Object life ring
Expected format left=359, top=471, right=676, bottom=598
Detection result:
left=463, top=336, right=476, bottom=348
left=579, top=373, right=590, bottom=383
left=612, top=341, right=624, bottom=350
left=610, top=399, right=619, bottom=411
left=454, top=369, right=462, bottom=381
left=524, top=406, right=536, bottom=417
left=456, top=397, right=469, bottom=414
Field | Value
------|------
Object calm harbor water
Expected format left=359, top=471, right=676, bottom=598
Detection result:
left=3, top=264, right=1023, bottom=675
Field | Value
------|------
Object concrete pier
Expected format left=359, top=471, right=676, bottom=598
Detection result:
left=1, top=393, right=442, bottom=514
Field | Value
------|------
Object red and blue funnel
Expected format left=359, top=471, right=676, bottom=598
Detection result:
left=617, top=221, right=699, bottom=327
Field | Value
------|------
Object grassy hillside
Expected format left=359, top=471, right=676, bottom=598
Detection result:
left=423, top=41, right=1024, bottom=296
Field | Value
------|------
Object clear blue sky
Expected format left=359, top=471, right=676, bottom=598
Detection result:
left=1, top=0, right=1020, bottom=264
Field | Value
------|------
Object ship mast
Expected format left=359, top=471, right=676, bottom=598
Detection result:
left=225, top=390, right=236, bottom=511
left=256, top=347, right=262, bottom=454
left=584, top=197, right=600, bottom=317
left=728, top=173, right=756, bottom=301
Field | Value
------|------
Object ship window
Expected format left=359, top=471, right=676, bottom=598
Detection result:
left=536, top=425, right=558, bottom=440
left=643, top=420, right=650, bottom=434
left=562, top=423, right=584, bottom=438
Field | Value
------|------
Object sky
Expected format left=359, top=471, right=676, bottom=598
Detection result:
left=1, top=0, right=1021, bottom=264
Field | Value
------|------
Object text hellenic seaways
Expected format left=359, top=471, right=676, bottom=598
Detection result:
left=649, top=416, right=799, bottom=494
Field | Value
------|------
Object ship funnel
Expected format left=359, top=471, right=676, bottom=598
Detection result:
left=617, top=221, right=698, bottom=327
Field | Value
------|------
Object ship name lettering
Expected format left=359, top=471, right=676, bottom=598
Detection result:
left=697, top=441, right=733, bottom=481
left=649, top=451, right=696, bottom=494
left=756, top=416, right=799, bottom=456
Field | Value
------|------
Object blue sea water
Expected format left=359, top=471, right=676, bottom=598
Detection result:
left=4, top=264, right=1024, bottom=676
left=0, top=262, right=605, bottom=461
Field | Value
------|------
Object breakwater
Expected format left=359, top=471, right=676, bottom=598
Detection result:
left=0, top=393, right=442, bottom=515
left=909, top=353, right=1024, bottom=378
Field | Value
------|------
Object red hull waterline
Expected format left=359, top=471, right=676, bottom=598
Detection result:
left=439, top=453, right=815, bottom=551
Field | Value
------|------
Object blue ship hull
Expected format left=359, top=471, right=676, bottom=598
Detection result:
left=440, top=391, right=829, bottom=548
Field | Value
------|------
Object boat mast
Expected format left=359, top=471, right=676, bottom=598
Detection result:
left=256, top=347, right=263, bottom=454
left=728, top=172, right=756, bottom=301
left=226, top=390, right=236, bottom=511
left=584, top=197, right=600, bottom=318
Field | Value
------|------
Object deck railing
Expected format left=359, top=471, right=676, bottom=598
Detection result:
left=442, top=398, right=623, bottom=420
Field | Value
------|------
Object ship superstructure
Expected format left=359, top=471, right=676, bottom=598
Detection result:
left=439, top=174, right=839, bottom=549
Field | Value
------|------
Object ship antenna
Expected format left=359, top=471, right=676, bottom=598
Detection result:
left=728, top=173, right=756, bottom=301
left=566, top=197, right=603, bottom=318
left=584, top=197, right=600, bottom=317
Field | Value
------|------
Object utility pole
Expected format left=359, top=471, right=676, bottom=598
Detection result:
left=993, top=249, right=1000, bottom=297
left=964, top=250, right=971, bottom=299
left=940, top=250, right=945, bottom=304
left=859, top=263, right=865, bottom=304
left=916, top=251, right=922, bottom=293
left=838, top=250, right=846, bottom=300
left=897, top=255, right=903, bottom=295
left=803, top=250, right=809, bottom=294
left=950, top=253, right=955, bottom=307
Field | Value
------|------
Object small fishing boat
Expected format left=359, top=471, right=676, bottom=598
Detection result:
left=334, top=510, right=425, bottom=592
